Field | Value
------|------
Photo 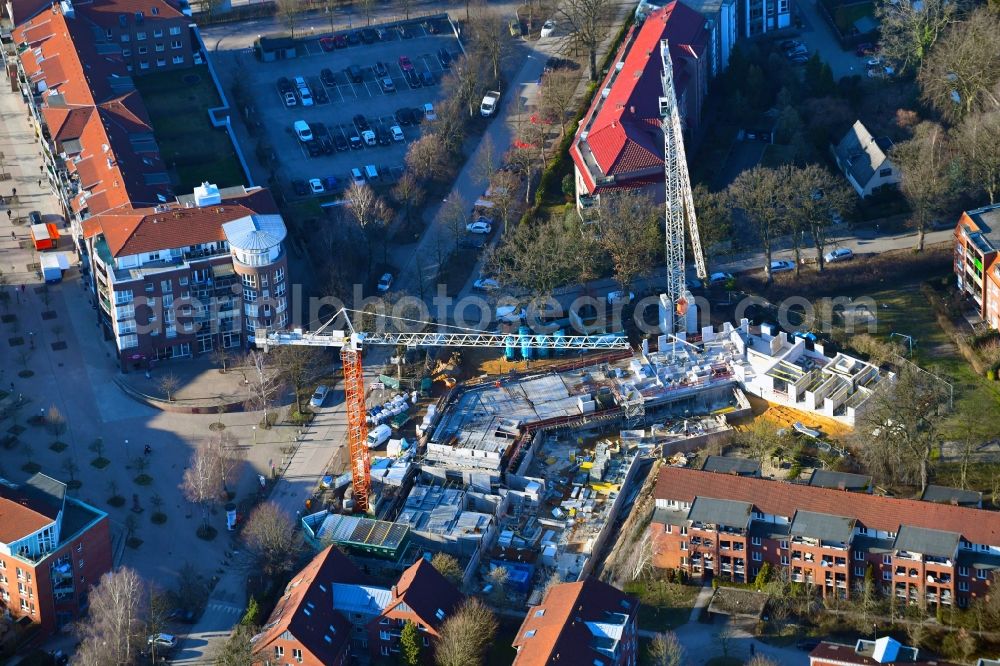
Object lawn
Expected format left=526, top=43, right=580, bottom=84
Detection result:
left=134, top=65, right=246, bottom=192
left=623, top=577, right=699, bottom=632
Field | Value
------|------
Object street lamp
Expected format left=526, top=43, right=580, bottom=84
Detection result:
left=252, top=426, right=257, bottom=445
left=124, top=439, right=129, bottom=459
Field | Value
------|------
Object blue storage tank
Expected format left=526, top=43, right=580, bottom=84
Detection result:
left=505, top=334, right=516, bottom=361
left=537, top=335, right=550, bottom=358
left=553, top=328, right=565, bottom=356
left=519, top=325, right=533, bottom=360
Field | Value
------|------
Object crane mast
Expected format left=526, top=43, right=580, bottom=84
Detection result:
left=659, top=38, right=707, bottom=333
left=264, top=315, right=630, bottom=513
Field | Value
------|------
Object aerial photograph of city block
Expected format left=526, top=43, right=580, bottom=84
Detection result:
left=0, top=0, right=999, bottom=663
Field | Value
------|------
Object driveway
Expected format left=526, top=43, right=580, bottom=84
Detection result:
left=794, top=0, right=872, bottom=80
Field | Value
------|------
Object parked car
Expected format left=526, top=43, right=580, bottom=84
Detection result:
left=410, top=107, right=424, bottom=125
left=708, top=271, right=734, bottom=286
left=458, top=236, right=486, bottom=250
left=780, top=39, right=802, bottom=50
left=333, top=134, right=348, bottom=151
left=309, top=178, right=325, bottom=194
left=361, top=129, right=376, bottom=146
left=508, top=18, right=520, bottom=36
left=379, top=77, right=396, bottom=93
left=606, top=290, right=634, bottom=305
left=374, top=62, right=389, bottom=78
left=770, top=259, right=795, bottom=273
left=422, top=103, right=436, bottom=121
left=398, top=55, right=414, bottom=71
left=376, top=128, right=391, bottom=146
left=322, top=175, right=339, bottom=191
left=437, top=48, right=452, bottom=68
left=282, top=91, right=297, bottom=107
left=147, top=634, right=177, bottom=649
left=390, top=125, right=404, bottom=142
left=332, top=34, right=348, bottom=48
left=540, top=20, right=556, bottom=37
left=404, top=69, right=421, bottom=88
left=310, top=385, right=329, bottom=408
left=291, top=179, right=309, bottom=196
left=306, top=140, right=322, bottom=157
left=855, top=42, right=878, bottom=56
left=320, top=68, right=336, bottom=87
left=319, top=36, right=336, bottom=51
left=467, top=220, right=491, bottom=234
left=347, top=65, right=363, bottom=83
left=348, top=128, right=363, bottom=149
left=360, top=28, right=378, bottom=43
left=346, top=31, right=360, bottom=46
left=473, top=278, right=500, bottom=292
left=824, top=248, right=854, bottom=263
left=419, top=70, right=435, bottom=86
left=320, top=137, right=334, bottom=154
left=395, top=107, right=414, bottom=126
left=293, top=120, right=313, bottom=142
left=353, top=114, right=370, bottom=132
left=377, top=272, right=393, bottom=292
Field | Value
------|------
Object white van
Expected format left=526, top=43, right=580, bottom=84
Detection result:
left=366, top=424, right=392, bottom=449
left=351, top=168, right=365, bottom=186
left=364, top=164, right=379, bottom=181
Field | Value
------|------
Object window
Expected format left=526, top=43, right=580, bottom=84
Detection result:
left=274, top=267, right=285, bottom=283
left=855, top=566, right=864, bottom=576
left=379, top=631, right=391, bottom=641
left=959, top=566, right=970, bottom=577
left=242, top=273, right=256, bottom=288
left=171, top=55, right=184, bottom=65
left=883, top=555, right=892, bottom=565
left=140, top=60, right=149, bottom=70
left=883, top=571, right=891, bottom=581
left=106, top=28, right=114, bottom=39
left=680, top=541, right=687, bottom=551
left=169, top=26, right=182, bottom=35
left=122, top=48, right=132, bottom=57
left=959, top=581, right=969, bottom=592
left=273, top=646, right=283, bottom=657
left=120, top=334, right=138, bottom=349
left=138, top=46, right=147, bottom=54
left=751, top=536, right=762, bottom=546
left=780, top=540, right=788, bottom=550
left=153, top=28, right=163, bottom=37
left=160, top=280, right=172, bottom=293
left=879, top=168, right=892, bottom=177
left=680, top=525, right=688, bottom=536
left=381, top=645, right=390, bottom=656
left=978, top=569, right=988, bottom=580
left=155, top=43, right=164, bottom=52
left=121, top=33, right=130, bottom=42
left=78, top=559, right=85, bottom=569
left=780, top=555, right=789, bottom=565
left=171, top=39, right=183, bottom=49
left=136, top=31, right=146, bottom=40
left=156, top=58, right=165, bottom=67
left=752, top=552, right=762, bottom=562
left=854, top=551, right=865, bottom=561
left=292, top=648, right=302, bottom=662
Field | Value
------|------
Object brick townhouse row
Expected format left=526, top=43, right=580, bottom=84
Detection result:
left=650, top=467, right=1000, bottom=608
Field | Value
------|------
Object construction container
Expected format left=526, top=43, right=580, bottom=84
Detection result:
left=30, top=223, right=59, bottom=250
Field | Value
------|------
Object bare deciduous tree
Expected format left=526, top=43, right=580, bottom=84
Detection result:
left=538, top=68, right=580, bottom=137
left=874, top=0, right=969, bottom=74
left=406, top=135, right=450, bottom=181
left=441, top=194, right=470, bottom=242
left=243, top=350, right=283, bottom=417
left=181, top=439, right=229, bottom=530
left=558, top=0, right=616, bottom=81
left=445, top=50, right=488, bottom=118
left=434, top=597, right=498, bottom=666
left=345, top=181, right=391, bottom=275
left=243, top=502, right=302, bottom=577
left=891, top=121, right=955, bottom=251
left=45, top=404, right=66, bottom=436
left=469, top=9, right=510, bottom=84
left=273, top=345, right=325, bottom=414
left=782, top=163, right=853, bottom=272
left=275, top=0, right=303, bottom=38
left=430, top=552, right=463, bottom=586
left=487, top=214, right=589, bottom=300
left=917, top=7, right=1000, bottom=121
left=726, top=166, right=786, bottom=281
left=157, top=373, right=180, bottom=402
left=956, top=110, right=1000, bottom=204
left=648, top=631, right=686, bottom=666
left=591, top=190, right=661, bottom=291
left=74, top=567, right=147, bottom=666
left=488, top=169, right=520, bottom=232
left=393, top=171, right=426, bottom=228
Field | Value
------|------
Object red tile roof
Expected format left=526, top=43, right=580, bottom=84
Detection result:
left=78, top=0, right=186, bottom=27
left=655, top=467, right=1000, bottom=546
left=386, top=558, right=463, bottom=631
left=82, top=187, right=275, bottom=256
left=512, top=578, right=637, bottom=666
left=252, top=546, right=364, bottom=665
left=8, top=0, right=52, bottom=26
left=0, top=483, right=60, bottom=543
left=809, top=641, right=961, bottom=665
left=570, top=2, right=709, bottom=193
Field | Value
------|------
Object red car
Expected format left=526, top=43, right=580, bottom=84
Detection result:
left=333, top=34, right=348, bottom=49
left=319, top=36, right=335, bottom=51
left=398, top=55, right=413, bottom=72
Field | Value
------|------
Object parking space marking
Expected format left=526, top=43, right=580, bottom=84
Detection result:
left=304, top=42, right=322, bottom=56
left=365, top=80, right=384, bottom=96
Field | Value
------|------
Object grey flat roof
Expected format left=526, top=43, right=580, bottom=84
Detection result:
left=893, top=525, right=960, bottom=559
left=688, top=497, right=751, bottom=529
left=24, top=473, right=66, bottom=512
left=920, top=484, right=982, bottom=507
left=701, top=456, right=760, bottom=476
left=957, top=550, right=1000, bottom=571
left=748, top=520, right=790, bottom=541
left=652, top=506, right=690, bottom=527
left=789, top=510, right=855, bottom=543
left=808, top=470, right=871, bottom=492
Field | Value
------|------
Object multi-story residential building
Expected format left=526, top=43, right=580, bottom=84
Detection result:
left=0, top=474, right=112, bottom=638
left=650, top=467, right=1000, bottom=609
left=739, top=0, right=791, bottom=36
left=511, top=577, right=638, bottom=666
left=252, top=547, right=463, bottom=664
left=82, top=182, right=287, bottom=368
left=954, top=203, right=1000, bottom=330
left=570, top=2, right=714, bottom=206
left=810, top=637, right=962, bottom=665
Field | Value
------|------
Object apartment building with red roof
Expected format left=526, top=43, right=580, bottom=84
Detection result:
left=954, top=203, right=1000, bottom=331
left=0, top=474, right=111, bottom=640
left=650, top=466, right=1000, bottom=609
left=809, top=637, right=962, bottom=666
left=569, top=2, right=713, bottom=206
left=511, top=577, right=638, bottom=666
left=252, top=549, right=464, bottom=664
left=81, top=182, right=288, bottom=367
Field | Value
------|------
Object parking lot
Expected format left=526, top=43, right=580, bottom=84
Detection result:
left=251, top=17, right=464, bottom=198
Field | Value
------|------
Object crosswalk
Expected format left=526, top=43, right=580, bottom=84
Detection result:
left=205, top=601, right=244, bottom=616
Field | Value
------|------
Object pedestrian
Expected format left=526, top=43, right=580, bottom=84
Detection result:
left=750, top=643, right=755, bottom=657
left=6, top=210, right=10, bottom=220
left=9, top=231, right=14, bottom=240
left=37, top=178, right=41, bottom=187
left=12, top=188, right=16, bottom=198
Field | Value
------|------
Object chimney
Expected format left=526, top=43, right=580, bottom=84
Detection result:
left=391, top=584, right=397, bottom=598
left=838, top=481, right=846, bottom=491
left=629, top=105, right=635, bottom=114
